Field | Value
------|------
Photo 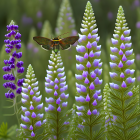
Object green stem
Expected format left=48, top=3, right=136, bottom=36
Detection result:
left=14, top=95, right=20, bottom=126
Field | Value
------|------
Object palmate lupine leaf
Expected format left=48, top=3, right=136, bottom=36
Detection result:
left=0, top=122, right=8, bottom=138
left=108, top=6, right=140, bottom=140
left=0, top=122, right=17, bottom=140
left=67, top=104, right=79, bottom=140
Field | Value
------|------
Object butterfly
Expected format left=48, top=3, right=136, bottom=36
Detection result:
left=33, top=35, right=79, bottom=54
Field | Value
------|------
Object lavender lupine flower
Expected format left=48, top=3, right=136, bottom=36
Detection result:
left=109, top=6, right=135, bottom=93
left=37, top=22, right=42, bottom=29
left=22, top=15, right=33, bottom=25
left=20, top=64, right=45, bottom=138
left=36, top=11, right=42, bottom=18
left=44, top=51, right=69, bottom=139
left=136, top=21, right=140, bottom=29
left=107, top=12, right=113, bottom=20
left=3, top=20, right=24, bottom=99
left=75, top=1, right=103, bottom=139
left=132, top=0, right=140, bottom=9
left=108, top=6, right=140, bottom=139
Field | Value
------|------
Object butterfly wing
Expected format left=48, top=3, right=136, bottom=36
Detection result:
left=59, top=36, right=79, bottom=50
left=33, top=36, right=54, bottom=51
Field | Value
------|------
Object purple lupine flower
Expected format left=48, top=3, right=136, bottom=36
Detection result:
left=75, top=1, right=103, bottom=136
left=136, top=21, right=140, bottom=29
left=107, top=6, right=139, bottom=139
left=36, top=11, right=42, bottom=18
left=21, top=64, right=45, bottom=138
left=109, top=6, right=135, bottom=92
left=37, top=22, right=42, bottom=29
left=3, top=21, right=24, bottom=99
left=132, top=0, right=140, bottom=9
left=44, top=51, right=69, bottom=138
left=22, top=15, right=33, bottom=25
left=107, top=12, right=113, bottom=20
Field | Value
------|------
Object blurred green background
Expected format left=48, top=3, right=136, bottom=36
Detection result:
left=0, top=0, right=140, bottom=130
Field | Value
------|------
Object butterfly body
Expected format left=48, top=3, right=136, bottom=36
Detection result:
left=33, top=36, right=79, bottom=54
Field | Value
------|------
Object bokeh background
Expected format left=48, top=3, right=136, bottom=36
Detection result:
left=0, top=0, right=140, bottom=130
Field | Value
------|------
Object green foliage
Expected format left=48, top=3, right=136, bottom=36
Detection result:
left=27, top=27, right=46, bottom=81
left=0, top=122, right=17, bottom=140
left=67, top=104, right=79, bottom=140
left=103, top=84, right=115, bottom=140
left=103, top=64, right=109, bottom=86
left=109, top=86, right=140, bottom=140
left=41, top=20, right=54, bottom=38
left=66, top=70, right=76, bottom=109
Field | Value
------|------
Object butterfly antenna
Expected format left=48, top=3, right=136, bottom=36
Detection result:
left=57, top=32, right=69, bottom=38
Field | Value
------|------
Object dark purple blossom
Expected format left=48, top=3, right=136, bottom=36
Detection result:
left=3, top=21, right=24, bottom=99
left=16, top=87, right=22, bottom=94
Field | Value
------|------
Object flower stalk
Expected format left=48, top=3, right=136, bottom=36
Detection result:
left=74, top=1, right=104, bottom=139
left=109, top=6, right=140, bottom=139
left=20, top=64, right=45, bottom=139
left=3, top=20, right=24, bottom=125
left=44, top=51, right=69, bottom=139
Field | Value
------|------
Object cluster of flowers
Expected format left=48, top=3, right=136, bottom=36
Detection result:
left=109, top=6, right=135, bottom=96
left=3, top=21, right=24, bottom=99
left=44, top=51, right=69, bottom=113
left=20, top=64, right=45, bottom=137
left=75, top=3, right=102, bottom=118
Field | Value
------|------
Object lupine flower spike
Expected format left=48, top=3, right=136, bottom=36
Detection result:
left=3, top=20, right=24, bottom=99
left=55, top=0, right=77, bottom=73
left=3, top=20, right=24, bottom=124
left=44, top=51, right=69, bottom=139
left=109, top=6, right=140, bottom=139
left=20, top=64, right=45, bottom=139
left=75, top=1, right=103, bottom=139
left=55, top=0, right=77, bottom=37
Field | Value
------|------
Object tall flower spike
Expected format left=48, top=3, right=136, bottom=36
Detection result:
left=55, top=0, right=78, bottom=75
left=44, top=51, right=69, bottom=139
left=75, top=1, right=103, bottom=139
left=20, top=64, right=45, bottom=138
left=109, top=6, right=140, bottom=139
left=3, top=20, right=24, bottom=99
left=55, top=0, right=77, bottom=37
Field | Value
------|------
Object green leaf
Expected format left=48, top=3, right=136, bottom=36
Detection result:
left=0, top=122, right=17, bottom=140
